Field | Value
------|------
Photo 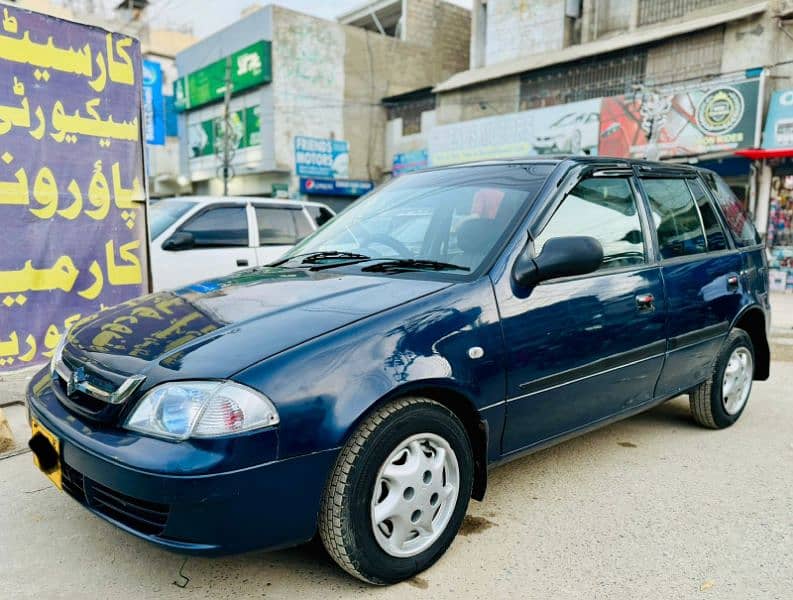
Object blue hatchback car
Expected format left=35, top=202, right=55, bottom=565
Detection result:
left=27, top=157, right=770, bottom=584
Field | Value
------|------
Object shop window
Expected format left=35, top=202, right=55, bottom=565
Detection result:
left=535, top=177, right=646, bottom=270
left=638, top=0, right=728, bottom=27
left=642, top=178, right=707, bottom=259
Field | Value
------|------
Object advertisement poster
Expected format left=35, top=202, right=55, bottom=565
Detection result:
left=294, top=135, right=350, bottom=179
left=428, top=98, right=601, bottom=166
left=173, top=40, right=271, bottom=111
left=142, top=59, right=164, bottom=145
left=392, top=149, right=428, bottom=176
left=188, top=106, right=260, bottom=158
left=598, top=78, right=760, bottom=159
left=0, top=6, right=148, bottom=372
left=762, top=89, right=793, bottom=149
left=299, top=177, right=373, bottom=197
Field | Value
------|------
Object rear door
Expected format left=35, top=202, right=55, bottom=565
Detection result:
left=635, top=173, right=743, bottom=398
left=253, top=204, right=314, bottom=265
left=499, top=173, right=667, bottom=453
left=157, top=203, right=257, bottom=289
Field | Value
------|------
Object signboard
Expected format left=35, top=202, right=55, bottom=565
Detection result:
left=300, top=177, right=373, bottom=197
left=295, top=136, right=350, bottom=178
left=762, top=90, right=793, bottom=149
left=392, top=149, right=428, bottom=176
left=164, top=95, right=178, bottom=137
left=174, top=40, right=271, bottom=112
left=188, top=106, right=260, bottom=158
left=428, top=98, right=601, bottom=166
left=142, top=59, right=164, bottom=145
left=598, top=78, right=760, bottom=159
left=0, top=6, right=148, bottom=372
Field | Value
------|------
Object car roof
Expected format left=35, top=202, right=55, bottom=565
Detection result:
left=156, top=196, right=333, bottom=209
left=416, top=155, right=703, bottom=176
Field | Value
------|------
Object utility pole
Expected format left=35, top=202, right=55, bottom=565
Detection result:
left=221, top=55, right=233, bottom=196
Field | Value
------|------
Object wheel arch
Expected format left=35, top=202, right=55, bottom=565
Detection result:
left=346, top=380, right=490, bottom=501
left=731, top=305, right=770, bottom=381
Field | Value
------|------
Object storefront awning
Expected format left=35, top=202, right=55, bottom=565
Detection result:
left=734, top=148, right=793, bottom=159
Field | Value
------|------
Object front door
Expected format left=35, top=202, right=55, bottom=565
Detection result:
left=498, top=175, right=667, bottom=455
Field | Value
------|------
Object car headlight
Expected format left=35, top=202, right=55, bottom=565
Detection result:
left=50, top=329, right=69, bottom=378
left=125, top=381, right=279, bottom=441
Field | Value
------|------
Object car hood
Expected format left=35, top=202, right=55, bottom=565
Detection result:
left=64, top=267, right=451, bottom=383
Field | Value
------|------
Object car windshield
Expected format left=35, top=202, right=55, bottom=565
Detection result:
left=282, top=164, right=555, bottom=275
left=149, top=199, right=197, bottom=240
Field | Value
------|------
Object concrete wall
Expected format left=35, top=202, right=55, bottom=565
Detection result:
left=484, top=0, right=566, bottom=66
left=436, top=75, right=521, bottom=125
left=404, top=0, right=471, bottom=79
left=385, top=109, right=436, bottom=173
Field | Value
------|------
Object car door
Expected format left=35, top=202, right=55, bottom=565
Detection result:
left=498, top=173, right=667, bottom=455
left=156, top=203, right=257, bottom=289
left=636, top=173, right=744, bottom=398
left=252, top=205, right=314, bottom=265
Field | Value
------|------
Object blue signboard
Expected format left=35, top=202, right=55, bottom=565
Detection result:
left=763, top=90, right=793, bottom=149
left=393, top=149, right=428, bottom=176
left=142, top=59, right=165, bottom=145
left=164, top=95, right=178, bottom=137
left=295, top=136, right=350, bottom=178
left=300, top=177, right=373, bottom=197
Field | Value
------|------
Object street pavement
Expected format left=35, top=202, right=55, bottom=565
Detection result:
left=1, top=298, right=792, bottom=599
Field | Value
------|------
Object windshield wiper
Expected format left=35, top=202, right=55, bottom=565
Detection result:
left=361, top=259, right=470, bottom=273
left=269, top=251, right=372, bottom=267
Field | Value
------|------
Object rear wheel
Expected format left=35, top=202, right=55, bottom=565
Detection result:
left=319, top=397, right=473, bottom=584
left=689, top=329, right=754, bottom=429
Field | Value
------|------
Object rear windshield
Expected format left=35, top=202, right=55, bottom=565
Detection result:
left=149, top=199, right=197, bottom=240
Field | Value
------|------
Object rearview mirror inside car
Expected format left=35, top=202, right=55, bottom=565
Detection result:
left=513, top=235, right=603, bottom=288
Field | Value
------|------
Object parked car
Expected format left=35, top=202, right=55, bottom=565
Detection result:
left=532, top=111, right=600, bottom=155
left=27, top=157, right=770, bottom=584
left=148, top=196, right=335, bottom=290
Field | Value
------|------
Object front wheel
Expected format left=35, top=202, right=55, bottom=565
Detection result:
left=319, top=397, right=473, bottom=584
left=689, top=329, right=755, bottom=429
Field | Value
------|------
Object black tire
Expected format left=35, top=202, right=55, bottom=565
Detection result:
left=318, top=397, right=473, bottom=584
left=689, top=329, right=755, bottom=429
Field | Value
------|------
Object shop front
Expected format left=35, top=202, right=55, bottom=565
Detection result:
left=737, top=89, right=793, bottom=292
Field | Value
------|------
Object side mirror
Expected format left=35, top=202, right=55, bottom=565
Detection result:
left=162, top=231, right=195, bottom=251
left=513, top=235, right=603, bottom=288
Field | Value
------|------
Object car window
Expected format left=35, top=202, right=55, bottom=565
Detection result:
left=294, top=211, right=314, bottom=238
left=256, top=207, right=300, bottom=245
left=642, top=178, right=706, bottom=259
left=688, top=179, right=728, bottom=251
left=535, top=177, right=646, bottom=270
left=703, top=172, right=761, bottom=247
left=286, top=164, right=554, bottom=275
left=177, top=206, right=249, bottom=248
left=149, top=199, right=196, bottom=240
left=306, top=205, right=335, bottom=227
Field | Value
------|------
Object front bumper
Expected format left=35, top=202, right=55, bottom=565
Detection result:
left=27, top=369, right=339, bottom=555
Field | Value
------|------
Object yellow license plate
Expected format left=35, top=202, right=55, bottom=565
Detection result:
left=29, top=418, right=62, bottom=490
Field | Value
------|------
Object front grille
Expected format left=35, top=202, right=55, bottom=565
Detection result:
left=61, top=462, right=86, bottom=503
left=61, top=461, right=170, bottom=536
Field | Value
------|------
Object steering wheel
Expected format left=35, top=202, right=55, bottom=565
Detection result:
left=359, top=232, right=413, bottom=257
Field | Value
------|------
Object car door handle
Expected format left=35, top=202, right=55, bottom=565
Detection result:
left=635, top=293, right=655, bottom=312
left=726, top=274, right=739, bottom=291
left=236, top=259, right=249, bottom=267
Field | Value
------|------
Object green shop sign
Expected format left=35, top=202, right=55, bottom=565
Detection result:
left=188, top=106, right=261, bottom=158
left=174, top=40, right=271, bottom=111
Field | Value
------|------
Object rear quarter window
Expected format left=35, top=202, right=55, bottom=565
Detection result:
left=703, top=172, right=761, bottom=247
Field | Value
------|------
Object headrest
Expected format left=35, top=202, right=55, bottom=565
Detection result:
left=456, top=218, right=500, bottom=254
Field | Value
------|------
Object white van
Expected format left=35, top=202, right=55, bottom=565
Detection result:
left=148, top=196, right=335, bottom=290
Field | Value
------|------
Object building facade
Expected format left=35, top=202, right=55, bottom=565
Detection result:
left=174, top=0, right=469, bottom=212
left=385, top=0, right=793, bottom=239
